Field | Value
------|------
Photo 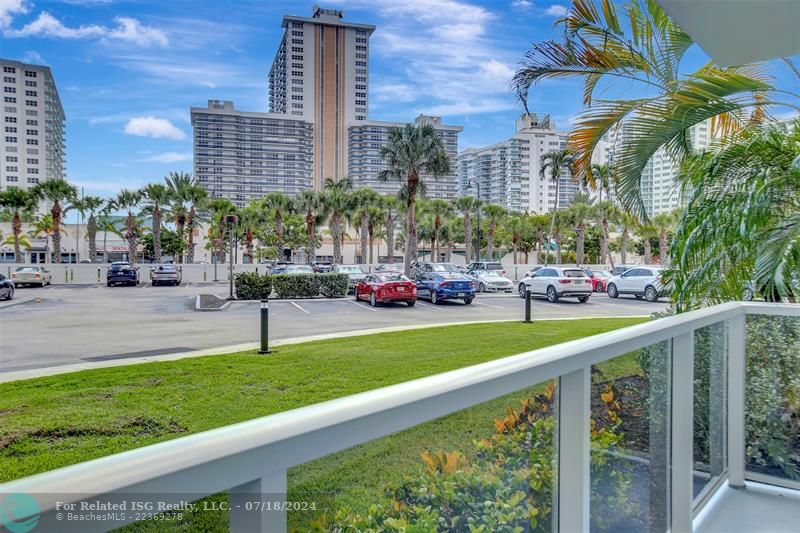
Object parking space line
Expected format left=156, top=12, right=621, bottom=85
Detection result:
left=473, top=301, right=505, bottom=310
left=349, top=299, right=378, bottom=312
left=415, top=301, right=443, bottom=311
left=290, top=301, right=310, bottom=314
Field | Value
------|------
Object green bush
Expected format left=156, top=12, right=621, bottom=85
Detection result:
left=271, top=274, right=320, bottom=299
left=318, top=273, right=349, bottom=298
left=234, top=272, right=272, bottom=300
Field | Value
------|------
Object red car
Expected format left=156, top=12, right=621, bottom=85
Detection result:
left=355, top=271, right=417, bottom=307
left=585, top=269, right=612, bottom=292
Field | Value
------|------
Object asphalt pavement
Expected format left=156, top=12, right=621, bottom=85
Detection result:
left=0, top=282, right=667, bottom=373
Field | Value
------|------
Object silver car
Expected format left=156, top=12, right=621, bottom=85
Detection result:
left=468, top=269, right=513, bottom=293
left=11, top=266, right=52, bottom=287
left=333, top=265, right=367, bottom=292
left=150, top=264, right=182, bottom=286
left=517, top=267, right=592, bottom=303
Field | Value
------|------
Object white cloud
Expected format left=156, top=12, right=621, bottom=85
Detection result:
left=545, top=5, right=568, bottom=16
left=123, top=116, right=185, bottom=140
left=5, top=11, right=168, bottom=47
left=0, top=0, right=29, bottom=29
left=21, top=50, right=44, bottom=64
left=137, top=151, right=192, bottom=163
left=511, top=0, right=533, bottom=10
left=373, top=81, right=417, bottom=103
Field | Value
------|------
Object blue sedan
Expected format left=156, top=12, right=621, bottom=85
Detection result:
left=415, top=272, right=476, bottom=305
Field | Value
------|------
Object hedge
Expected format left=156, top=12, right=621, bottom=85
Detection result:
left=234, top=272, right=349, bottom=299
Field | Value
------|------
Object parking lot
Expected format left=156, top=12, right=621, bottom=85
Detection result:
left=0, top=282, right=667, bottom=373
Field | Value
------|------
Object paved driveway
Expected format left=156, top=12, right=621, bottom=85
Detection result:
left=0, top=283, right=667, bottom=373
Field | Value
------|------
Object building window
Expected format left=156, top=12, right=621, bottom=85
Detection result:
left=356, top=76, right=366, bottom=82
left=4, top=87, right=16, bottom=93
left=292, top=39, right=303, bottom=44
left=3, top=76, right=14, bottom=83
left=24, top=70, right=37, bottom=77
left=291, top=30, right=303, bottom=36
left=25, top=90, right=37, bottom=97
left=356, top=37, right=367, bottom=43
left=26, top=139, right=38, bottom=145
left=291, top=46, right=303, bottom=52
left=292, top=70, right=303, bottom=76
left=355, top=61, right=367, bottom=66
left=27, top=177, right=39, bottom=184
left=291, top=21, right=303, bottom=28
left=356, top=68, right=366, bottom=74
left=3, top=66, right=15, bottom=73
left=24, top=80, right=36, bottom=87
left=292, top=55, right=303, bottom=60
left=356, top=53, right=366, bottom=59
left=26, top=129, right=37, bottom=136
left=5, top=126, right=16, bottom=132
left=25, top=100, right=37, bottom=106
left=292, top=103, right=303, bottom=109
left=5, top=136, right=16, bottom=143
left=4, top=116, right=16, bottom=123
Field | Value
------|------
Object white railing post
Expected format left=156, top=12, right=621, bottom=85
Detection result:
left=727, top=313, right=747, bottom=487
left=558, top=367, right=590, bottom=533
left=671, top=331, right=694, bottom=532
left=229, top=469, right=287, bottom=533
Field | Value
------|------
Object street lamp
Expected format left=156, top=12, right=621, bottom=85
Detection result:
left=466, top=180, right=481, bottom=262
left=224, top=214, right=239, bottom=299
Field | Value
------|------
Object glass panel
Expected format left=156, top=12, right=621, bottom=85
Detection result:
left=288, top=380, right=558, bottom=531
left=590, top=341, right=672, bottom=532
left=745, top=315, right=800, bottom=481
left=693, top=322, right=728, bottom=503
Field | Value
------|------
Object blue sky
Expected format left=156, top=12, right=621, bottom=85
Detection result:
left=2, top=0, right=799, bottom=214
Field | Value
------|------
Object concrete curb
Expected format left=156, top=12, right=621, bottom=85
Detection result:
left=194, top=294, right=231, bottom=312
left=0, top=316, right=650, bottom=384
left=0, top=297, right=38, bottom=310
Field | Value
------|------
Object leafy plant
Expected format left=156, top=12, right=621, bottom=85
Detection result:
left=233, top=272, right=273, bottom=300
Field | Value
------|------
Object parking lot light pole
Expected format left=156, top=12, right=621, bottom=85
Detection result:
left=225, top=214, right=239, bottom=300
left=258, top=299, right=271, bottom=354
left=524, top=288, right=532, bottom=323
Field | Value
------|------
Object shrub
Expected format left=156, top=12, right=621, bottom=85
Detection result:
left=318, top=273, right=349, bottom=298
left=234, top=272, right=272, bottom=300
left=271, top=274, right=320, bottom=299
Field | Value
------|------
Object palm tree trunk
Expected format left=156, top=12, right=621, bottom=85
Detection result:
left=620, top=229, right=629, bottom=265
left=103, top=229, right=108, bottom=263
left=332, top=214, right=342, bottom=265
left=577, top=224, right=585, bottom=265
left=644, top=240, right=651, bottom=264
left=660, top=231, right=668, bottom=266
left=601, top=219, right=610, bottom=267
left=52, top=202, right=62, bottom=263
left=463, top=216, right=472, bottom=264
left=152, top=208, right=162, bottom=263
left=404, top=191, right=417, bottom=276
left=385, top=212, right=395, bottom=263
left=487, top=225, right=495, bottom=259
left=186, top=209, right=196, bottom=264
left=360, top=212, right=368, bottom=264
left=87, top=215, right=97, bottom=262
left=536, top=235, right=543, bottom=265
left=275, top=212, right=285, bottom=260
left=176, top=217, right=185, bottom=264
left=12, top=211, right=22, bottom=263
left=125, top=212, right=137, bottom=263
left=512, top=240, right=518, bottom=264
left=555, top=232, right=562, bottom=264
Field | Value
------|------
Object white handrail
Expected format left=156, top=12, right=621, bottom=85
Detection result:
left=1, top=301, right=796, bottom=532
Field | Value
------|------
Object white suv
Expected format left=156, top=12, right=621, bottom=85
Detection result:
left=517, top=267, right=593, bottom=303
left=606, top=267, right=666, bottom=302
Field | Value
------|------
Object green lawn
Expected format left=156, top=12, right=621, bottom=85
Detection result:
left=0, top=318, right=646, bottom=530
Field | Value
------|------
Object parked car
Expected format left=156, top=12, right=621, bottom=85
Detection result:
left=284, top=264, right=314, bottom=275
left=466, top=261, right=506, bottom=275
left=11, top=266, right=52, bottom=287
left=606, top=266, right=666, bottom=302
left=467, top=269, right=513, bottom=293
left=416, top=270, right=476, bottom=304
left=0, top=273, right=14, bottom=300
left=523, top=266, right=543, bottom=278
left=311, top=261, right=333, bottom=273
left=517, top=267, right=592, bottom=303
left=149, top=264, right=182, bottom=286
left=410, top=261, right=462, bottom=279
left=584, top=269, right=613, bottom=293
left=355, top=271, right=417, bottom=307
left=333, top=264, right=367, bottom=292
left=611, top=264, right=640, bottom=276
left=375, top=263, right=405, bottom=272
left=106, top=262, right=139, bottom=286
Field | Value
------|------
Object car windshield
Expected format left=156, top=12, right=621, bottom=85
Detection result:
left=477, top=270, right=499, bottom=278
left=485, top=263, right=503, bottom=270
left=431, top=264, right=459, bottom=272
left=595, top=271, right=612, bottom=277
left=287, top=265, right=313, bottom=273
left=377, top=273, right=409, bottom=282
left=337, top=266, right=363, bottom=274
left=16, top=267, right=40, bottom=272
left=563, top=269, right=587, bottom=278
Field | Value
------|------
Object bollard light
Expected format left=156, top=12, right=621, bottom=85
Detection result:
left=258, top=299, right=271, bottom=354
left=524, top=288, right=532, bottom=323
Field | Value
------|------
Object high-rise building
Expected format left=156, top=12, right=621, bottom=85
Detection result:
left=268, top=6, right=375, bottom=189
left=457, top=114, right=574, bottom=213
left=190, top=100, right=313, bottom=207
left=348, top=115, right=462, bottom=199
left=1, top=59, right=66, bottom=192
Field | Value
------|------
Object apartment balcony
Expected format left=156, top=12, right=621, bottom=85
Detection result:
left=0, top=302, right=798, bottom=532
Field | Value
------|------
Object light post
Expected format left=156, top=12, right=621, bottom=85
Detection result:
left=212, top=238, right=221, bottom=282
left=466, top=180, right=481, bottom=262
left=225, top=214, right=239, bottom=299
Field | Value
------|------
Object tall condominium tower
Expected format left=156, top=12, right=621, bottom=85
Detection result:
left=268, top=7, right=376, bottom=189
left=1, top=59, right=66, bottom=192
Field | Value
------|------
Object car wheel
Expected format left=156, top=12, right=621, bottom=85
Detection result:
left=41, top=280, right=46, bottom=287
left=578, top=295, right=589, bottom=303
left=645, top=286, right=658, bottom=302
left=546, top=286, right=559, bottom=303
left=6, top=288, right=13, bottom=300
left=607, top=283, right=618, bottom=298
left=430, top=291, right=439, bottom=304
left=479, top=282, right=486, bottom=293
left=369, top=292, right=377, bottom=307
left=635, top=294, right=643, bottom=300
left=407, top=300, right=416, bottom=307
left=463, top=297, right=473, bottom=305
left=107, top=281, right=112, bottom=287
left=743, top=287, right=754, bottom=301
left=518, top=283, right=528, bottom=299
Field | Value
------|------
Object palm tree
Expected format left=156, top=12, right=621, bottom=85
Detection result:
left=32, top=178, right=77, bottom=263
left=30, top=214, right=66, bottom=263
left=652, top=210, right=678, bottom=266
left=616, top=211, right=638, bottom=265
left=592, top=163, right=612, bottom=205
left=506, top=213, right=527, bottom=264
left=540, top=149, right=574, bottom=265
left=322, top=177, right=354, bottom=265
left=351, top=188, right=380, bottom=264
left=206, top=198, right=237, bottom=264
left=455, top=196, right=480, bottom=264
left=259, top=192, right=294, bottom=261
left=295, top=191, right=327, bottom=263
left=426, top=199, right=454, bottom=262
left=70, top=195, right=105, bottom=263
left=97, top=213, right=121, bottom=263
left=238, top=204, right=264, bottom=261
left=482, top=204, right=507, bottom=260
left=568, top=200, right=595, bottom=265
left=2, top=232, right=31, bottom=253
left=638, top=224, right=657, bottom=265
left=530, top=214, right=549, bottom=264
left=115, top=189, right=142, bottom=263
left=378, top=124, right=451, bottom=275
left=512, top=0, right=778, bottom=220
left=0, top=188, right=37, bottom=262
left=140, top=184, right=172, bottom=263
left=166, top=171, right=206, bottom=263
left=381, top=195, right=400, bottom=264
left=366, top=203, right=384, bottom=265
left=596, top=201, right=618, bottom=269
left=551, top=211, right=568, bottom=264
